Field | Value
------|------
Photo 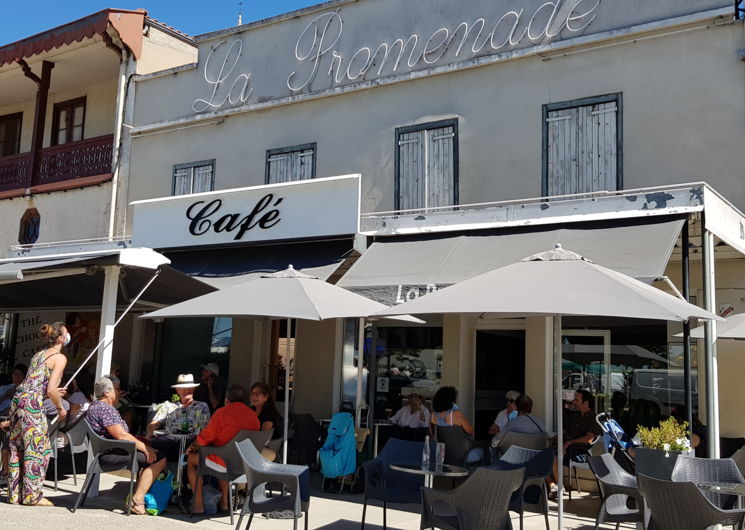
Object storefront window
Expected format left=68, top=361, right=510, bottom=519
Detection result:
left=340, top=319, right=369, bottom=410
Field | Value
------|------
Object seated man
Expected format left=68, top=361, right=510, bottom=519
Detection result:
left=147, top=374, right=210, bottom=462
left=186, top=385, right=260, bottom=515
left=86, top=376, right=166, bottom=515
left=494, top=394, right=546, bottom=441
left=389, top=391, right=430, bottom=429
left=547, top=389, right=601, bottom=497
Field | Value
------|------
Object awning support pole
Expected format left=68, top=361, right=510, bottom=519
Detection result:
left=702, top=227, right=720, bottom=458
left=682, top=219, right=693, bottom=435
left=282, top=318, right=291, bottom=464
left=355, top=317, right=365, bottom=427
left=554, top=315, right=564, bottom=529
left=95, top=265, right=120, bottom=379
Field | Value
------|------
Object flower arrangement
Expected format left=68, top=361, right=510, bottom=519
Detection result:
left=636, top=417, right=692, bottom=455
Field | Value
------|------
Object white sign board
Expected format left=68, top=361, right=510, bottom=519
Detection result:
left=131, top=174, right=361, bottom=249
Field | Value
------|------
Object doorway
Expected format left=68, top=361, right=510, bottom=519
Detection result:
left=474, top=329, right=525, bottom=442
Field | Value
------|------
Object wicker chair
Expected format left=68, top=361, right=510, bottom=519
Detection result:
left=494, top=446, right=553, bottom=530
left=420, top=467, right=525, bottom=530
left=234, top=438, right=310, bottom=530
left=493, top=431, right=548, bottom=460
left=565, top=435, right=605, bottom=499
left=588, top=453, right=645, bottom=530
left=436, top=425, right=482, bottom=467
left=637, top=473, right=745, bottom=530
left=671, top=454, right=745, bottom=510
left=731, top=447, right=745, bottom=479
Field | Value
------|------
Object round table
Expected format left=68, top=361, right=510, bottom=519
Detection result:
left=390, top=461, right=469, bottom=488
left=153, top=430, right=193, bottom=485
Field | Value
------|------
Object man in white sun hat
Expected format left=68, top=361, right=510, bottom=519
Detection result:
left=147, top=374, right=211, bottom=462
left=194, top=363, right=223, bottom=413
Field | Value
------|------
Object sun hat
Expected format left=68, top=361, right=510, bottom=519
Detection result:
left=171, top=374, right=200, bottom=388
left=202, top=363, right=220, bottom=377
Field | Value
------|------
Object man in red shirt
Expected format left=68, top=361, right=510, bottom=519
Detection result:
left=186, top=385, right=260, bottom=515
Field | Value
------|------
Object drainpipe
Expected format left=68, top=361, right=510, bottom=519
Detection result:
left=108, top=49, right=130, bottom=239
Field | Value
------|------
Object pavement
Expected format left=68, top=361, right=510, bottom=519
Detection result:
left=0, top=468, right=638, bottom=529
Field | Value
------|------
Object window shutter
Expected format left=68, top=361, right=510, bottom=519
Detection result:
left=193, top=164, right=213, bottom=193
left=427, top=126, right=455, bottom=208
left=398, top=130, right=424, bottom=210
left=267, top=153, right=289, bottom=184
left=173, top=167, right=192, bottom=195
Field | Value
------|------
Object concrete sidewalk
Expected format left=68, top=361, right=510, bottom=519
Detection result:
left=0, top=470, right=634, bottom=529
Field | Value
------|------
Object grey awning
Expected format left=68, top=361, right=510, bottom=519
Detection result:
left=0, top=248, right=214, bottom=312
left=338, top=219, right=684, bottom=305
left=165, top=238, right=356, bottom=289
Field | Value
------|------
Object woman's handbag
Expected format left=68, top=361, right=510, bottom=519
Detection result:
left=144, top=471, right=176, bottom=515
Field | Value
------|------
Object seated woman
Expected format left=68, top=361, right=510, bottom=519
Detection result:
left=431, top=386, right=483, bottom=463
left=147, top=374, right=210, bottom=462
left=249, top=382, right=283, bottom=458
left=86, top=376, right=166, bottom=515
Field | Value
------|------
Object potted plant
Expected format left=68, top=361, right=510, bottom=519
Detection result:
left=634, top=417, right=692, bottom=480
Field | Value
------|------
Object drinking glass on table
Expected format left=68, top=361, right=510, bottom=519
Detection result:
left=435, top=442, right=445, bottom=469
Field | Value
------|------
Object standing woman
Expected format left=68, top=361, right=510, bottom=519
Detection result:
left=8, top=322, right=69, bottom=506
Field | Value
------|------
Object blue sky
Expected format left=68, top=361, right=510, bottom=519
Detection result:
left=1, top=1, right=321, bottom=46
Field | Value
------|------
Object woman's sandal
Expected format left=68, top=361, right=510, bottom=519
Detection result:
left=128, top=498, right=147, bottom=515
left=31, top=498, right=54, bottom=507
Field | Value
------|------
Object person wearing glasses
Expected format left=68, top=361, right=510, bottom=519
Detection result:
left=488, top=390, right=520, bottom=437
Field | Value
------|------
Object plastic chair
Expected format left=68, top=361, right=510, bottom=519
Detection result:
left=235, top=438, right=310, bottom=530
left=361, top=438, right=424, bottom=529
left=197, top=429, right=272, bottom=525
left=493, top=431, right=548, bottom=460
left=588, top=453, right=645, bottom=529
left=494, top=446, right=553, bottom=530
left=436, top=425, right=482, bottom=467
left=637, top=473, right=745, bottom=530
left=46, top=413, right=68, bottom=491
left=58, top=413, right=89, bottom=486
left=287, top=413, right=322, bottom=466
left=71, top=421, right=139, bottom=515
left=565, top=436, right=604, bottom=499
left=420, top=466, right=525, bottom=530
left=671, top=454, right=745, bottom=510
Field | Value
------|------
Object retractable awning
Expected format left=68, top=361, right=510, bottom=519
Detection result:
left=0, top=247, right=214, bottom=312
left=165, top=238, right=357, bottom=288
left=338, top=218, right=684, bottom=305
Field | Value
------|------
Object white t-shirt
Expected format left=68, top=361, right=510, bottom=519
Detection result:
left=493, top=408, right=510, bottom=431
left=390, top=405, right=431, bottom=428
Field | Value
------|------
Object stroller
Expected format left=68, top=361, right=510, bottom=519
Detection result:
left=319, top=411, right=359, bottom=492
left=596, top=411, right=636, bottom=474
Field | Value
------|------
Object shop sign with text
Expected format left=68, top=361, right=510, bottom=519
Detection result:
left=131, top=175, right=360, bottom=249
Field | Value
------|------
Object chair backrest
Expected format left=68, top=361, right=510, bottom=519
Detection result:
left=435, top=425, right=475, bottom=466
left=62, top=412, right=89, bottom=451
left=588, top=453, right=637, bottom=489
left=731, top=446, right=745, bottom=479
left=497, top=431, right=548, bottom=457
left=637, top=473, right=730, bottom=530
left=375, top=438, right=424, bottom=494
left=200, top=429, right=262, bottom=480
left=671, top=454, right=744, bottom=508
left=454, top=467, right=525, bottom=529
left=242, top=429, right=273, bottom=451
left=499, top=446, right=554, bottom=478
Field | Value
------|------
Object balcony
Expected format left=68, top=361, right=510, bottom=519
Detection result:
left=0, top=134, right=114, bottom=193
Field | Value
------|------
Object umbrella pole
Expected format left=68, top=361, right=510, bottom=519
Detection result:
left=554, top=315, right=564, bottom=529
left=355, top=318, right=365, bottom=427
left=682, top=221, right=694, bottom=435
left=282, top=318, right=291, bottom=464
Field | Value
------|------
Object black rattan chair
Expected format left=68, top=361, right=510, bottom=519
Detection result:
left=671, top=454, right=745, bottom=510
left=494, top=445, right=553, bottom=530
left=588, top=453, right=645, bottom=529
left=421, top=467, right=525, bottom=530
left=637, top=473, right=745, bottom=530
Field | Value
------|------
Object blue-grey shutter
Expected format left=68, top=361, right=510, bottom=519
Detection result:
left=427, top=126, right=455, bottom=208
left=398, top=130, right=425, bottom=210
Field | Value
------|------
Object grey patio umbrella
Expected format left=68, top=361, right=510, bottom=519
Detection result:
left=143, top=265, right=418, bottom=462
left=375, top=244, right=719, bottom=529
left=678, top=312, right=745, bottom=339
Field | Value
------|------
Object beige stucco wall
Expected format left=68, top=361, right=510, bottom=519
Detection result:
left=137, top=27, right=197, bottom=75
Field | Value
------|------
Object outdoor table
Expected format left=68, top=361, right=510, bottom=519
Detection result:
left=390, top=461, right=469, bottom=488
left=373, top=421, right=393, bottom=457
left=153, top=430, right=192, bottom=486
left=698, top=481, right=745, bottom=508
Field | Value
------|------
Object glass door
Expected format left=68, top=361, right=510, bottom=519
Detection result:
left=562, top=330, right=611, bottom=413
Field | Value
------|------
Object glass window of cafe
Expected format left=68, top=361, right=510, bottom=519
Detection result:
left=561, top=316, right=698, bottom=439
left=340, top=320, right=443, bottom=418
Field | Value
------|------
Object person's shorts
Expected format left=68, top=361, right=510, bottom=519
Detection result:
left=100, top=447, right=164, bottom=469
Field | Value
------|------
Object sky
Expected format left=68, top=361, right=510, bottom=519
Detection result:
left=0, top=0, right=322, bottom=46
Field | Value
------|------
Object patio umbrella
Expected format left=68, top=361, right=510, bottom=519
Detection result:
left=678, top=312, right=745, bottom=339
left=142, top=265, right=419, bottom=462
left=375, top=244, right=719, bottom=528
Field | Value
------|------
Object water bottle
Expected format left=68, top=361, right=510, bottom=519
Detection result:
left=422, top=434, right=430, bottom=469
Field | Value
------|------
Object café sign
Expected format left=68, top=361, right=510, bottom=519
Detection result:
left=131, top=175, right=360, bottom=249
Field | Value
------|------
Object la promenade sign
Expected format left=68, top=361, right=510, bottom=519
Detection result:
left=131, top=175, right=361, bottom=249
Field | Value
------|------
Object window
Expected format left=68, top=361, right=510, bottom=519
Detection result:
left=0, top=113, right=22, bottom=156
left=18, top=208, right=40, bottom=245
left=543, top=93, right=622, bottom=197
left=51, top=97, right=86, bottom=146
left=265, top=143, right=316, bottom=184
left=172, top=160, right=215, bottom=195
left=395, top=119, right=458, bottom=211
